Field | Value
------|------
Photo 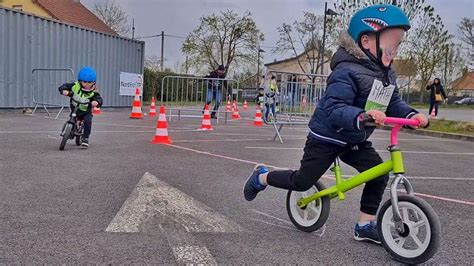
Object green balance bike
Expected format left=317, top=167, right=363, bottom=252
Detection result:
left=286, top=117, right=440, bottom=264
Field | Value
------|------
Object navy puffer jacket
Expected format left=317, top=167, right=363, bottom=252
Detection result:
left=308, top=32, right=417, bottom=146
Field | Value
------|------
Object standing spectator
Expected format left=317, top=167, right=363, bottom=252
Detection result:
left=264, top=75, right=278, bottom=122
left=426, top=78, right=447, bottom=119
left=255, top=75, right=266, bottom=110
left=205, top=65, right=228, bottom=119
left=286, top=75, right=297, bottom=108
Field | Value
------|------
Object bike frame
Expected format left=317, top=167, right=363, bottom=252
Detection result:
left=61, top=97, right=88, bottom=137
left=296, top=117, right=420, bottom=234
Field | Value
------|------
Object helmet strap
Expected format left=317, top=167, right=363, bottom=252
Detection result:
left=358, top=32, right=392, bottom=86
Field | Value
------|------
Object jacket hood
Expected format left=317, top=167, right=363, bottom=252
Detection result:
left=330, top=31, right=384, bottom=73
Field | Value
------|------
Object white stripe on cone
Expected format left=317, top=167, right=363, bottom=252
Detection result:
left=132, top=106, right=142, bottom=113
left=155, top=128, right=169, bottom=135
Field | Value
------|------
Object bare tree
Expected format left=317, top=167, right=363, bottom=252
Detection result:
left=145, top=56, right=162, bottom=72
left=457, top=17, right=473, bottom=69
left=328, top=0, right=452, bottom=103
left=329, top=0, right=426, bottom=54
left=404, top=5, right=451, bottom=102
left=182, top=10, right=264, bottom=75
left=393, top=57, right=417, bottom=103
left=458, top=18, right=474, bottom=48
left=274, top=12, right=329, bottom=74
left=93, top=0, right=130, bottom=36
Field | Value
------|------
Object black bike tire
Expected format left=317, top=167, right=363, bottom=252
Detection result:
left=59, top=123, right=73, bottom=150
left=75, top=135, right=82, bottom=146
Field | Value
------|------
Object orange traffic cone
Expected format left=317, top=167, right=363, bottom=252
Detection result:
left=199, top=104, right=213, bottom=131
left=232, top=101, right=240, bottom=120
left=93, top=106, right=102, bottom=115
left=430, top=108, right=436, bottom=119
left=243, top=100, right=248, bottom=110
left=253, top=105, right=263, bottom=126
left=130, top=88, right=144, bottom=119
left=151, top=106, right=172, bottom=144
left=226, top=100, right=231, bottom=111
left=149, top=96, right=157, bottom=117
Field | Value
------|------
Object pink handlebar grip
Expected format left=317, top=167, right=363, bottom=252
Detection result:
left=384, top=117, right=420, bottom=127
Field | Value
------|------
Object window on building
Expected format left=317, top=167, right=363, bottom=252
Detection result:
left=12, top=5, right=23, bottom=11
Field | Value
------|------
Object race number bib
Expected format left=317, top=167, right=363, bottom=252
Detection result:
left=364, top=79, right=395, bottom=112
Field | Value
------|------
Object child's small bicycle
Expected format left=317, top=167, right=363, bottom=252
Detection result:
left=59, top=94, right=89, bottom=150
left=286, top=117, right=440, bottom=264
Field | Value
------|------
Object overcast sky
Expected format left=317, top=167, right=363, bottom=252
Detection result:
left=82, top=0, right=473, bottom=73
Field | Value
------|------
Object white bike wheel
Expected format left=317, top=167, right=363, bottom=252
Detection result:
left=286, top=181, right=330, bottom=232
left=378, top=195, right=440, bottom=264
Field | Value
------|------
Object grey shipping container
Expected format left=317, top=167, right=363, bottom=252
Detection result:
left=0, top=6, right=145, bottom=108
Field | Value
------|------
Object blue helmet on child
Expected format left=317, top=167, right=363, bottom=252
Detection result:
left=348, top=4, right=410, bottom=42
left=78, top=67, right=97, bottom=82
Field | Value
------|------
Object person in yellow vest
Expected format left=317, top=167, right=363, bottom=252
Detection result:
left=264, top=75, right=279, bottom=122
left=58, top=67, right=103, bottom=148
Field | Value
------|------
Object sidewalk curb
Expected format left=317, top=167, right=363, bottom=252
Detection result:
left=382, top=126, right=474, bottom=142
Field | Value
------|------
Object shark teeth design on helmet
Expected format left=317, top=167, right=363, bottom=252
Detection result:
left=361, top=18, right=389, bottom=31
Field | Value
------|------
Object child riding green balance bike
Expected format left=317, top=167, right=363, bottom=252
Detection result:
left=243, top=4, right=440, bottom=264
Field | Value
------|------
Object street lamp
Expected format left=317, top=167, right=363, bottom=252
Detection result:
left=320, top=2, right=338, bottom=75
left=257, top=46, right=265, bottom=89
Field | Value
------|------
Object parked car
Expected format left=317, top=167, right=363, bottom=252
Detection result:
left=454, top=97, right=474, bottom=105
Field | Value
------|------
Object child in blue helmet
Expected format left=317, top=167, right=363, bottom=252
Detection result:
left=243, top=4, right=429, bottom=244
left=58, top=67, right=103, bottom=148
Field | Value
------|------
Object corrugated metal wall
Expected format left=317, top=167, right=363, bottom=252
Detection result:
left=0, top=7, right=145, bottom=108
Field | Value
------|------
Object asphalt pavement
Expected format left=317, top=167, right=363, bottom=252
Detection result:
left=0, top=108, right=472, bottom=264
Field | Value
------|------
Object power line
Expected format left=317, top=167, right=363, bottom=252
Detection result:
left=135, top=33, right=187, bottom=40
left=164, top=34, right=187, bottom=39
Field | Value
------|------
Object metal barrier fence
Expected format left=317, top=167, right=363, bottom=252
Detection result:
left=263, top=70, right=328, bottom=143
left=31, top=68, right=75, bottom=119
left=159, top=76, right=240, bottom=123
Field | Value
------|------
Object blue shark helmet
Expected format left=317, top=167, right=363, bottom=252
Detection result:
left=348, top=4, right=410, bottom=85
left=348, top=4, right=410, bottom=42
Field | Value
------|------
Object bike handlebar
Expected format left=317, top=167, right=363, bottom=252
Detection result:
left=384, top=117, right=420, bottom=127
left=361, top=116, right=420, bottom=127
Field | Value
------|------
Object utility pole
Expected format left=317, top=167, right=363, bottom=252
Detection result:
left=185, top=56, right=189, bottom=74
left=444, top=44, right=449, bottom=87
left=161, top=31, right=165, bottom=71
left=320, top=2, right=338, bottom=75
left=132, top=19, right=135, bottom=39
left=256, top=46, right=265, bottom=90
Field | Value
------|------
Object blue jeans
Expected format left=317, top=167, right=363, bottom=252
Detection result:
left=265, top=103, right=275, bottom=120
left=206, top=88, right=221, bottom=115
left=429, top=99, right=439, bottom=116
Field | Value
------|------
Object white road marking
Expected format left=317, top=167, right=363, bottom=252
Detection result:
left=172, top=245, right=217, bottom=265
left=0, top=129, right=201, bottom=134
left=250, top=218, right=296, bottom=230
left=413, top=192, right=474, bottom=206
left=169, top=144, right=474, bottom=206
left=244, top=146, right=474, bottom=156
left=105, top=172, right=242, bottom=233
left=251, top=209, right=327, bottom=236
left=251, top=209, right=293, bottom=225
left=173, top=138, right=273, bottom=143
left=159, top=224, right=217, bottom=265
left=168, top=144, right=285, bottom=170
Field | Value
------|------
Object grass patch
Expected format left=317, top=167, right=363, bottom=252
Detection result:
left=410, top=103, right=474, bottom=110
left=424, top=119, right=474, bottom=136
